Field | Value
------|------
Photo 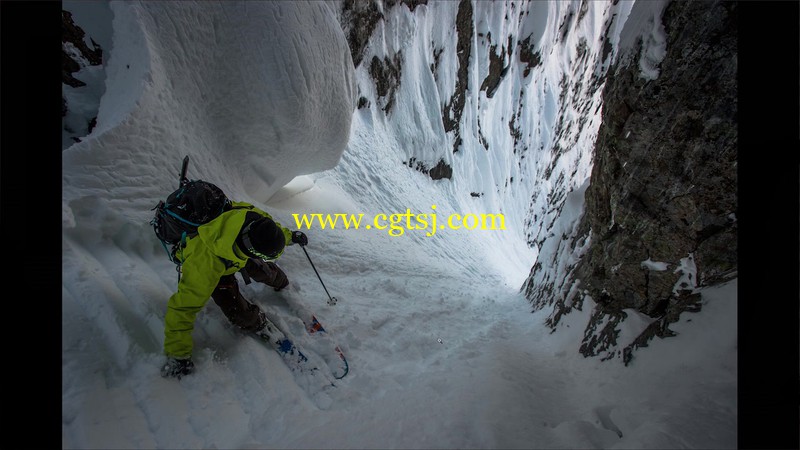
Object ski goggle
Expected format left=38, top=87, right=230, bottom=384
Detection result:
left=240, top=222, right=282, bottom=261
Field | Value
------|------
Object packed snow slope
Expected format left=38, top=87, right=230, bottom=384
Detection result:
left=62, top=1, right=356, bottom=210
left=62, top=1, right=736, bottom=448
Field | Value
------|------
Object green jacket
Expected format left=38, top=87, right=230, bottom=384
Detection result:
left=163, top=201, right=292, bottom=359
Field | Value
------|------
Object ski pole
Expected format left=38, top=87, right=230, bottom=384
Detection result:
left=301, top=245, right=338, bottom=306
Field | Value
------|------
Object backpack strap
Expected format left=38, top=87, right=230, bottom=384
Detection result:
left=217, top=256, right=238, bottom=270
left=168, top=204, right=254, bottom=282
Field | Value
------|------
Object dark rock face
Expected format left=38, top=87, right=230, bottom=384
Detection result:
left=524, top=1, right=737, bottom=362
left=369, top=53, right=403, bottom=114
left=63, top=9, right=105, bottom=146
left=403, top=157, right=453, bottom=180
left=340, top=0, right=383, bottom=68
left=516, top=36, right=542, bottom=78
left=428, top=159, right=453, bottom=180
left=62, top=10, right=103, bottom=88
left=441, top=0, right=473, bottom=154
left=480, top=36, right=512, bottom=99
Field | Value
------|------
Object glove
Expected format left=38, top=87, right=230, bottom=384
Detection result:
left=161, top=357, right=194, bottom=379
left=291, top=230, right=308, bottom=246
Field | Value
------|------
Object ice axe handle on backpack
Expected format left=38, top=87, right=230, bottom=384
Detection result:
left=301, top=245, right=337, bottom=306
left=179, top=155, right=190, bottom=187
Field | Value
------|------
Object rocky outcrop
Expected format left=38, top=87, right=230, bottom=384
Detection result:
left=441, top=0, right=473, bottom=154
left=62, top=10, right=102, bottom=88
left=523, top=0, right=737, bottom=363
left=479, top=36, right=512, bottom=99
left=403, top=157, right=453, bottom=180
left=340, top=0, right=383, bottom=68
left=62, top=9, right=105, bottom=147
left=516, top=36, right=542, bottom=78
left=369, top=53, right=403, bottom=114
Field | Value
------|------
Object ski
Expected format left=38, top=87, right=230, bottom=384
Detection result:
left=248, top=313, right=338, bottom=408
left=253, top=315, right=316, bottom=374
left=305, top=314, right=349, bottom=379
left=274, top=289, right=350, bottom=380
left=249, top=276, right=350, bottom=382
left=250, top=313, right=340, bottom=407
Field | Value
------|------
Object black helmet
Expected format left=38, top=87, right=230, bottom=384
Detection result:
left=238, top=217, right=285, bottom=260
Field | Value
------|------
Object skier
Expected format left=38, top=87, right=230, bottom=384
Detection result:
left=160, top=201, right=308, bottom=379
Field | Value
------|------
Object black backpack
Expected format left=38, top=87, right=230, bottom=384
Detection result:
left=151, top=155, right=231, bottom=265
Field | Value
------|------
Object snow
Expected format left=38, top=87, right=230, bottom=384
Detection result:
left=673, top=253, right=698, bottom=293
left=641, top=258, right=669, bottom=271
left=614, top=0, right=669, bottom=80
left=61, top=1, right=738, bottom=449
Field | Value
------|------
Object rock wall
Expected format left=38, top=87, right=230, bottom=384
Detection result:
left=62, top=9, right=104, bottom=148
left=523, top=0, right=737, bottom=363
